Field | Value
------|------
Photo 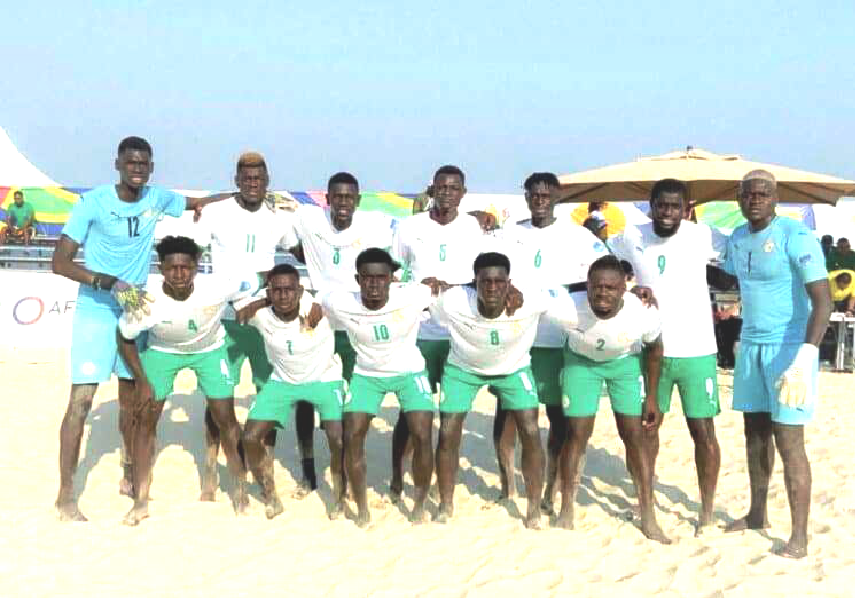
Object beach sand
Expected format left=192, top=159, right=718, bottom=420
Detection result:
left=2, top=347, right=853, bottom=597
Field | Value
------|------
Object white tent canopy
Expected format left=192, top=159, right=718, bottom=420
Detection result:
left=0, top=126, right=57, bottom=186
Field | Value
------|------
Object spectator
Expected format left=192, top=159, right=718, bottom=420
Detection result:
left=0, top=190, right=35, bottom=246
left=820, top=234, right=834, bottom=259
left=829, top=270, right=855, bottom=315
left=827, top=237, right=855, bottom=272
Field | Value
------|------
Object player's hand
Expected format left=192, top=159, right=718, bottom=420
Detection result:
left=776, top=344, right=818, bottom=408
left=471, top=210, right=497, bottom=231
left=420, top=277, right=450, bottom=296
left=505, top=284, right=524, bottom=316
left=297, top=294, right=323, bottom=329
left=235, top=298, right=266, bottom=325
left=641, top=398, right=662, bottom=431
left=112, top=281, right=154, bottom=323
left=135, top=380, right=156, bottom=415
left=631, top=285, right=658, bottom=309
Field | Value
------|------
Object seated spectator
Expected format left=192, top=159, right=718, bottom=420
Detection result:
left=827, top=237, right=855, bottom=272
left=829, top=270, right=855, bottom=315
left=0, top=190, right=35, bottom=246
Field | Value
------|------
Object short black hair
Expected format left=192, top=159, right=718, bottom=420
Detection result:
left=473, top=252, right=511, bottom=276
left=582, top=217, right=606, bottom=233
left=13, top=190, right=23, bottom=198
left=836, top=272, right=852, bottom=284
left=156, top=235, right=199, bottom=262
left=588, top=255, right=624, bottom=279
left=650, top=178, right=688, bottom=204
left=434, top=164, right=465, bottom=185
left=328, top=171, right=359, bottom=191
left=620, top=259, right=634, bottom=278
left=523, top=172, right=559, bottom=192
left=821, top=235, right=834, bottom=243
left=839, top=237, right=850, bottom=245
left=267, top=263, right=300, bottom=285
left=118, top=136, right=152, bottom=157
left=356, top=247, right=400, bottom=273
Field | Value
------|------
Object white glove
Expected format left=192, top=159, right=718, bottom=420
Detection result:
left=775, top=344, right=818, bottom=408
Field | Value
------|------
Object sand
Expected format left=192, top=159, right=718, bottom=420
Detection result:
left=2, top=347, right=854, bottom=598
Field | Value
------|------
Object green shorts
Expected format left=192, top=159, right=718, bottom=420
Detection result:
left=417, top=339, right=450, bottom=392
left=334, top=331, right=356, bottom=382
left=248, top=378, right=345, bottom=427
left=345, top=371, right=435, bottom=415
left=140, top=345, right=234, bottom=401
left=658, top=354, right=720, bottom=419
left=530, top=347, right=564, bottom=406
left=223, top=320, right=272, bottom=390
left=561, top=351, right=644, bottom=417
left=440, top=363, right=539, bottom=413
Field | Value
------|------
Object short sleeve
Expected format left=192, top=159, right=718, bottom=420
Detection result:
left=609, top=230, right=631, bottom=261
left=227, top=276, right=260, bottom=305
left=156, top=188, right=187, bottom=218
left=723, top=236, right=736, bottom=275
left=787, top=229, right=827, bottom=284
left=247, top=310, right=263, bottom=331
left=390, top=220, right=410, bottom=266
left=62, top=195, right=97, bottom=244
left=118, top=311, right=155, bottom=340
left=641, top=306, right=662, bottom=344
left=709, top=226, right=729, bottom=260
left=428, top=288, right=450, bottom=326
left=542, top=287, right=579, bottom=330
left=277, top=212, right=299, bottom=249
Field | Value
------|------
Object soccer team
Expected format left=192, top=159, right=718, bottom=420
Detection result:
left=50, top=137, right=831, bottom=559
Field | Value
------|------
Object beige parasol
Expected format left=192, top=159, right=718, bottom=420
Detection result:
left=558, top=147, right=855, bottom=205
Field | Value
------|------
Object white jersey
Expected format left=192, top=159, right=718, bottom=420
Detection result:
left=294, top=205, right=395, bottom=292
left=119, top=276, right=256, bottom=354
left=248, top=305, right=341, bottom=385
left=392, top=211, right=490, bottom=340
left=430, top=285, right=578, bottom=376
left=566, top=291, right=661, bottom=362
left=500, top=217, right=609, bottom=348
left=611, top=221, right=724, bottom=358
left=198, top=198, right=298, bottom=276
left=320, top=283, right=434, bottom=377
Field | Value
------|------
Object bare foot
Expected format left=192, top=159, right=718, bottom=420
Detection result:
left=199, top=490, right=217, bottom=502
left=434, top=503, right=453, bottom=524
left=355, top=509, right=371, bottom=528
left=694, top=514, right=715, bottom=537
left=554, top=510, right=574, bottom=530
left=232, top=483, right=250, bottom=515
left=118, top=477, right=134, bottom=498
left=122, top=503, right=149, bottom=527
left=390, top=479, right=403, bottom=504
left=56, top=499, right=88, bottom=522
left=264, top=495, right=284, bottom=520
left=640, top=518, right=672, bottom=544
left=724, top=514, right=770, bottom=533
left=291, top=482, right=313, bottom=500
left=540, top=497, right=555, bottom=515
left=524, top=512, right=543, bottom=530
left=411, top=503, right=428, bottom=525
left=772, top=538, right=807, bottom=559
left=200, top=471, right=218, bottom=502
left=328, top=500, right=344, bottom=521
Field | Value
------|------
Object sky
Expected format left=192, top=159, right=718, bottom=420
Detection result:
left=2, top=1, right=854, bottom=193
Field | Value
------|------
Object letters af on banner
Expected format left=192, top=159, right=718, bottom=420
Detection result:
left=1, top=273, right=79, bottom=348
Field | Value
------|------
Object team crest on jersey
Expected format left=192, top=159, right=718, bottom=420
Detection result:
left=763, top=240, right=775, bottom=253
left=391, top=310, right=406, bottom=323
left=510, top=322, right=523, bottom=334
left=617, top=332, right=631, bottom=345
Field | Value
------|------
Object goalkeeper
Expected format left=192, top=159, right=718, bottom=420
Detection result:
left=50, top=136, right=233, bottom=523
left=721, top=171, right=831, bottom=559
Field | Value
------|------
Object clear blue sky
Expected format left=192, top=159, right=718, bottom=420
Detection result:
left=3, top=1, right=854, bottom=192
